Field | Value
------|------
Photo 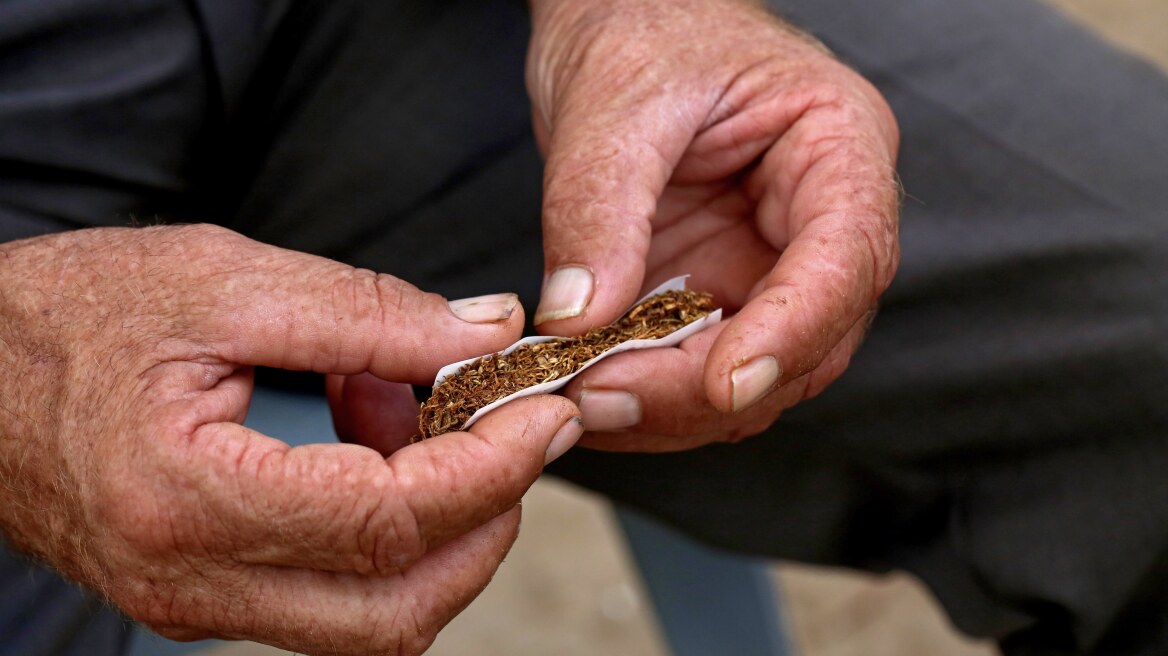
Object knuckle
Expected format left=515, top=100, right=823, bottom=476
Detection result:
left=863, top=217, right=900, bottom=295
left=354, top=478, right=427, bottom=576
left=331, top=268, right=419, bottom=329
left=174, top=222, right=235, bottom=243
left=167, top=224, right=249, bottom=262
left=115, top=581, right=185, bottom=630
left=362, top=598, right=436, bottom=656
left=118, top=579, right=229, bottom=643
left=94, top=476, right=247, bottom=634
left=323, top=269, right=421, bottom=370
left=806, top=219, right=889, bottom=312
left=372, top=272, right=413, bottom=318
left=833, top=209, right=898, bottom=301
left=96, top=480, right=176, bottom=559
left=330, top=267, right=382, bottom=322
left=390, top=623, right=435, bottom=656
left=545, top=165, right=649, bottom=216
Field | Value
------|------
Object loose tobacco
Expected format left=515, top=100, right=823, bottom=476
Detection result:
left=418, top=289, right=715, bottom=439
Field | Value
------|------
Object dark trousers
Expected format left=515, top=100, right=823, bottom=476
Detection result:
left=2, top=0, right=1166, bottom=653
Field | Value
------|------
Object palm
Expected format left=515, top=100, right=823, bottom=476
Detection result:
left=646, top=179, right=781, bottom=314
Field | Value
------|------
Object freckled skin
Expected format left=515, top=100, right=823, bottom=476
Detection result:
left=0, top=225, right=578, bottom=655
left=0, top=0, right=900, bottom=648
left=531, top=0, right=899, bottom=452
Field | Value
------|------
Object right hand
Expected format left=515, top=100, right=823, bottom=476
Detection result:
left=0, top=224, right=582, bottom=655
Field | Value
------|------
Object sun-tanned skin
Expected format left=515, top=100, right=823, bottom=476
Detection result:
left=0, top=0, right=898, bottom=652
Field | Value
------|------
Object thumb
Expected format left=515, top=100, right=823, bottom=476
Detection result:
left=534, top=90, right=698, bottom=334
left=187, top=226, right=524, bottom=383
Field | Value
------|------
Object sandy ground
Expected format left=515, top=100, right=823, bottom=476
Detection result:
left=158, top=3, right=1165, bottom=655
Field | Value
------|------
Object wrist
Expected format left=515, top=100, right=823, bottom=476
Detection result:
left=0, top=230, right=124, bottom=593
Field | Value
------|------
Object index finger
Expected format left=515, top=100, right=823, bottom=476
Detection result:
left=705, top=91, right=900, bottom=413
left=166, top=395, right=581, bottom=576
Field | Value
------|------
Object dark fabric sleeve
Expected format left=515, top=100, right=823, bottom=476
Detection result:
left=0, top=0, right=212, bottom=242
left=0, top=540, right=131, bottom=656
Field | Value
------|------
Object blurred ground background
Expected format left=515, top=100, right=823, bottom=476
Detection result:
left=161, top=3, right=1166, bottom=655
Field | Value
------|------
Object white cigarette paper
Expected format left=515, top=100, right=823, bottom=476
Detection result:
left=432, top=275, right=722, bottom=431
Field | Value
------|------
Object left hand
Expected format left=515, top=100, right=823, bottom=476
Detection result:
left=526, top=0, right=900, bottom=450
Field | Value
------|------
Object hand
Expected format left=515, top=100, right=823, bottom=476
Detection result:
left=527, top=0, right=899, bottom=450
left=0, top=225, right=583, bottom=655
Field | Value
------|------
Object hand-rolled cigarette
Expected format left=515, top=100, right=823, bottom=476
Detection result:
left=418, top=277, right=721, bottom=439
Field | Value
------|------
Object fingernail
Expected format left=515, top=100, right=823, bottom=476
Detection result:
left=731, top=355, right=781, bottom=412
left=534, top=266, right=593, bottom=324
left=579, top=390, right=641, bottom=432
left=448, top=293, right=519, bottom=324
left=545, top=417, right=584, bottom=464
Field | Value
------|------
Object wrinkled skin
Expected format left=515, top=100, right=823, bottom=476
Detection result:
left=528, top=0, right=900, bottom=451
left=0, top=0, right=900, bottom=653
left=0, top=225, right=580, bottom=655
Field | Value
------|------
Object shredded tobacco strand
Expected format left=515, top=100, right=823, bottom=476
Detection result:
left=418, top=289, right=715, bottom=439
